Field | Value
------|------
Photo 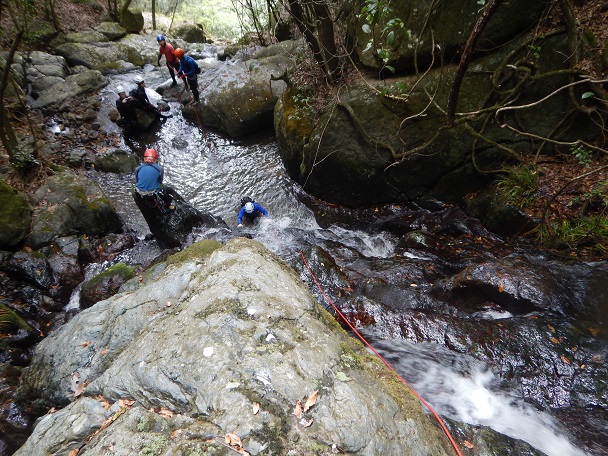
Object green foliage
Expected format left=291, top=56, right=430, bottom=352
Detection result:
left=570, top=143, right=593, bottom=167
left=495, top=165, right=539, bottom=207
left=543, top=215, right=608, bottom=250
left=10, top=144, right=40, bottom=173
left=527, top=43, right=542, bottom=61
left=359, top=0, right=408, bottom=72
left=379, top=80, right=408, bottom=98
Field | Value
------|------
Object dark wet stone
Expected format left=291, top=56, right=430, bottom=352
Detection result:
left=132, top=186, right=228, bottom=249
left=79, top=262, right=136, bottom=309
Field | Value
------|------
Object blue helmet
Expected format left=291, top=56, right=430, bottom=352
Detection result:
left=156, top=35, right=165, bottom=42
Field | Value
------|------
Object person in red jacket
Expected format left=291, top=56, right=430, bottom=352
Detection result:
left=156, top=35, right=179, bottom=88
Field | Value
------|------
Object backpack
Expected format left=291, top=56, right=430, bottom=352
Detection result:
left=240, top=196, right=253, bottom=207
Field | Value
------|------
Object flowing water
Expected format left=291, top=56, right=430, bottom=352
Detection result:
left=87, top=71, right=597, bottom=455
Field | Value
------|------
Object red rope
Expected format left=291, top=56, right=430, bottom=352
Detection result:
left=298, top=250, right=464, bottom=456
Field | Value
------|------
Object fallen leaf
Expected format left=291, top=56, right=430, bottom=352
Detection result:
left=170, top=429, right=182, bottom=439
left=560, top=355, right=570, bottom=364
left=588, top=327, right=600, bottom=337
left=547, top=324, right=555, bottom=333
left=118, top=399, right=135, bottom=408
left=157, top=408, right=174, bottom=418
left=80, top=341, right=93, bottom=347
left=252, top=402, right=260, bottom=415
left=101, top=348, right=109, bottom=356
left=550, top=337, right=559, bottom=344
left=225, top=432, right=243, bottom=448
left=498, top=284, right=504, bottom=293
left=293, top=400, right=303, bottom=419
left=304, top=390, right=318, bottom=412
left=47, top=407, right=56, bottom=414
left=68, top=450, right=79, bottom=456
left=96, top=396, right=111, bottom=410
left=463, top=440, right=474, bottom=449
left=71, top=373, right=88, bottom=398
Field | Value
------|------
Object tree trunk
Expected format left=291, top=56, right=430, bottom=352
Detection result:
left=152, top=0, right=156, bottom=30
left=287, top=0, right=340, bottom=83
left=0, top=28, right=24, bottom=158
left=446, top=0, right=502, bottom=126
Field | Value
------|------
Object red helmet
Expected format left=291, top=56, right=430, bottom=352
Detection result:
left=174, top=48, right=184, bottom=59
left=143, top=148, right=158, bottom=163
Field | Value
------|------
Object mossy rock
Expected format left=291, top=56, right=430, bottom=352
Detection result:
left=0, top=303, right=30, bottom=333
left=0, top=180, right=32, bottom=250
left=95, top=149, right=139, bottom=174
left=119, top=8, right=144, bottom=34
left=166, top=240, right=223, bottom=267
left=80, top=262, right=136, bottom=308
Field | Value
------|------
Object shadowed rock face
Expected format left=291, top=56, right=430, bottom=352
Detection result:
left=14, top=238, right=452, bottom=455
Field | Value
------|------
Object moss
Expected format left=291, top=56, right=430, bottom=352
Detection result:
left=140, top=435, right=169, bottom=455
left=94, top=61, right=123, bottom=71
left=81, top=262, right=135, bottom=291
left=166, top=240, right=223, bottom=267
left=0, top=304, right=30, bottom=332
left=249, top=421, right=288, bottom=454
left=193, top=297, right=242, bottom=320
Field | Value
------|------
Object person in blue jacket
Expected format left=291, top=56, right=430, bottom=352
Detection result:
left=237, top=196, right=268, bottom=227
left=134, top=149, right=174, bottom=212
left=174, top=48, right=200, bottom=103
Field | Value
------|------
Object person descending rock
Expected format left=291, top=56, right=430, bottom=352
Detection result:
left=174, top=48, right=200, bottom=104
left=237, top=196, right=268, bottom=227
left=134, top=149, right=174, bottom=213
left=129, top=76, right=171, bottom=122
left=156, top=35, right=179, bottom=88
left=115, top=85, right=136, bottom=129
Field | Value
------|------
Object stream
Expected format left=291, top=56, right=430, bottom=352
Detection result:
left=39, top=67, right=605, bottom=455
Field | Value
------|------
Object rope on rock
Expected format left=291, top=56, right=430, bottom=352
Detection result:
left=298, top=249, right=464, bottom=456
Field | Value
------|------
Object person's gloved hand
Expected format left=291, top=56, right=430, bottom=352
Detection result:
left=237, top=224, right=243, bottom=228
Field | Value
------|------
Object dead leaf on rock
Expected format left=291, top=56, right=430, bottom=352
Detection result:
left=96, top=396, right=111, bottom=410
left=71, top=373, right=88, bottom=398
left=463, top=440, right=474, bottom=449
left=47, top=407, right=56, bottom=414
left=252, top=402, right=260, bottom=414
left=170, top=429, right=182, bottom=439
left=225, top=432, right=242, bottom=448
left=560, top=355, right=571, bottom=364
left=157, top=407, right=174, bottom=418
left=68, top=449, right=79, bottom=456
left=588, top=327, right=600, bottom=337
left=101, top=348, right=109, bottom=356
left=304, top=390, right=318, bottom=412
left=118, top=399, right=135, bottom=408
left=80, top=341, right=93, bottom=347
left=293, top=400, right=303, bottom=419
left=497, top=284, right=504, bottom=293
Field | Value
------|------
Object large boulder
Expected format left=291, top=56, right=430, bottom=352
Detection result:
left=26, top=171, right=122, bottom=249
left=15, top=238, right=452, bottom=455
left=188, top=40, right=302, bottom=137
left=119, top=8, right=144, bottom=34
left=32, top=70, right=108, bottom=108
left=275, top=32, right=605, bottom=207
left=0, top=180, right=32, bottom=250
left=53, top=41, right=148, bottom=72
left=94, top=22, right=127, bottom=41
left=352, top=0, right=549, bottom=73
left=94, top=149, right=139, bottom=174
left=172, top=22, right=206, bottom=43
